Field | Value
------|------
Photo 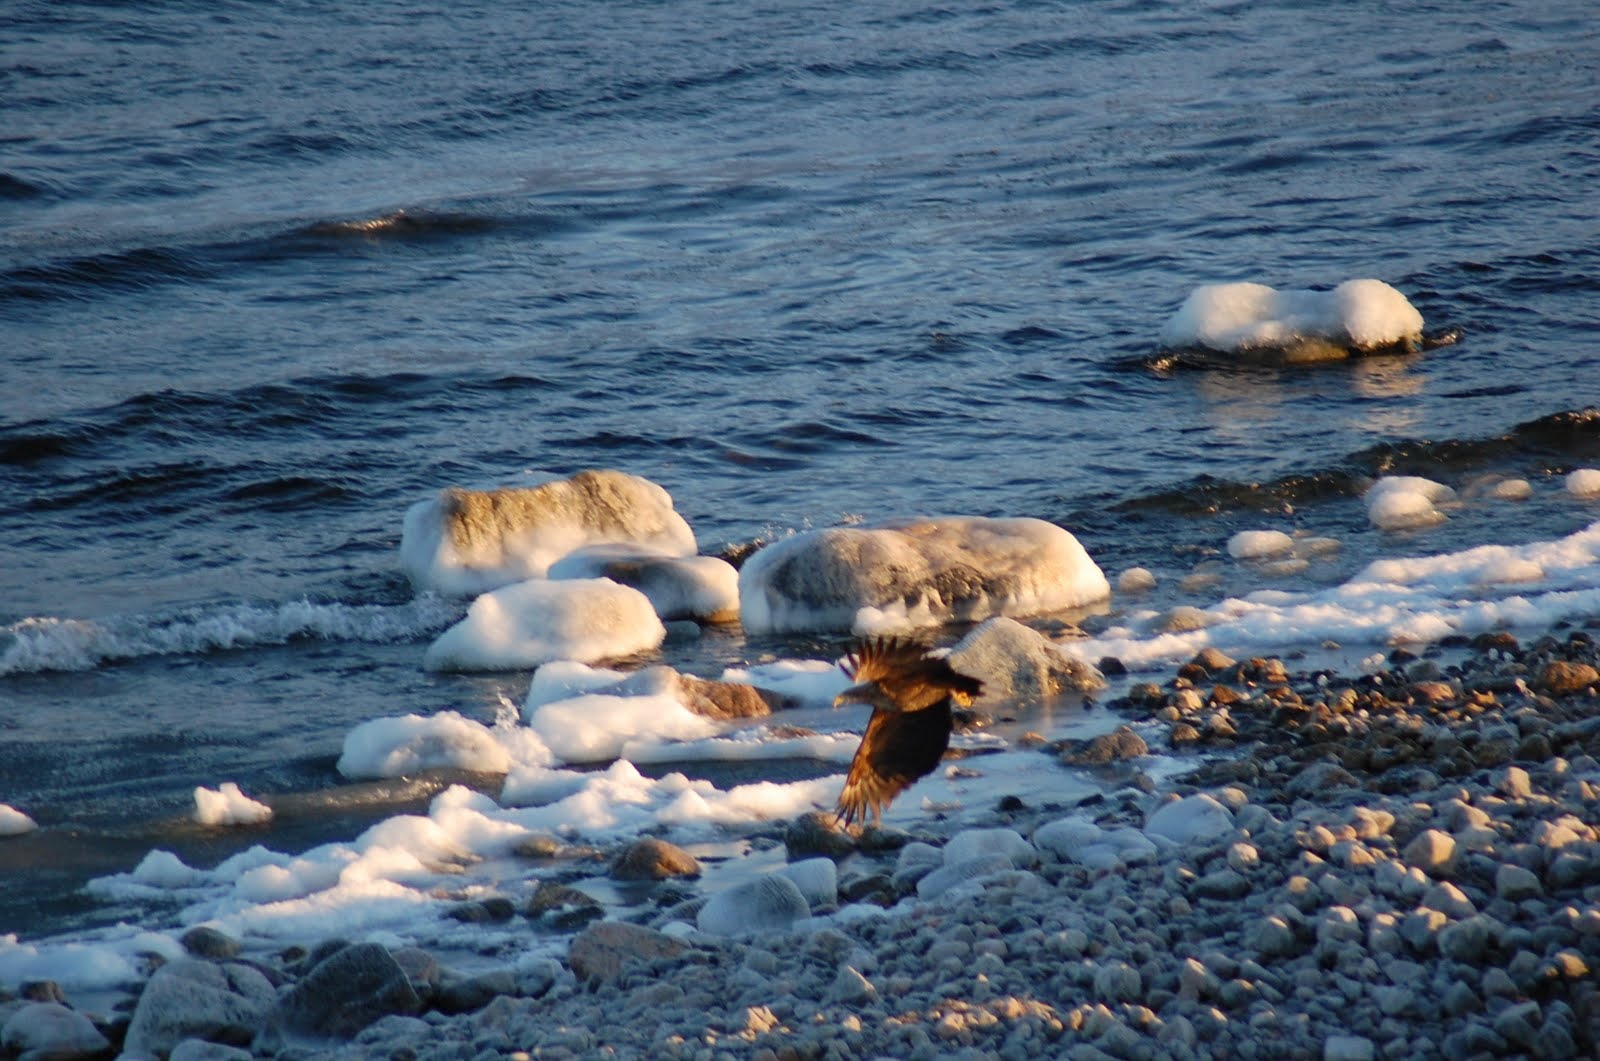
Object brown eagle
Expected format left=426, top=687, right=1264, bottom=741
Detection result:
left=833, top=637, right=984, bottom=828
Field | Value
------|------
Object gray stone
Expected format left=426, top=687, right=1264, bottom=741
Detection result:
left=436, top=969, right=516, bottom=1014
left=1093, top=962, right=1141, bottom=1002
left=124, top=960, right=275, bottom=1058
left=1492, top=1000, right=1540, bottom=1048
left=829, top=966, right=877, bottom=1004
left=1402, top=829, right=1456, bottom=876
left=179, top=926, right=242, bottom=960
left=947, top=615, right=1104, bottom=705
left=1495, top=863, right=1543, bottom=901
left=1193, top=868, right=1251, bottom=899
left=567, top=921, right=689, bottom=983
left=1247, top=916, right=1299, bottom=957
left=1323, top=1034, right=1375, bottom=1061
left=0, top=1002, right=110, bottom=1060
left=1492, top=765, right=1533, bottom=799
left=1437, top=916, right=1496, bottom=964
left=260, top=942, right=420, bottom=1041
left=169, top=1039, right=254, bottom=1061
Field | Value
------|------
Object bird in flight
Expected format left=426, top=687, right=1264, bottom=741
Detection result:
left=833, top=637, right=984, bottom=829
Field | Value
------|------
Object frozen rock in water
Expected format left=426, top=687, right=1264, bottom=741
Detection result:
left=1145, top=794, right=1235, bottom=845
left=423, top=577, right=665, bottom=672
left=946, top=616, right=1103, bottom=707
left=337, top=710, right=514, bottom=779
left=525, top=690, right=717, bottom=763
left=260, top=943, right=420, bottom=1042
left=1117, top=566, right=1156, bottom=593
left=400, top=469, right=697, bottom=596
left=1491, top=478, right=1534, bottom=501
left=549, top=546, right=738, bottom=622
left=1364, top=476, right=1455, bottom=530
left=738, top=516, right=1110, bottom=635
left=529, top=663, right=777, bottom=723
left=1566, top=468, right=1600, bottom=498
left=125, top=959, right=277, bottom=1058
left=944, top=827, right=1037, bottom=868
left=779, top=857, right=839, bottom=909
left=1, top=1002, right=110, bottom=1060
left=193, top=782, right=272, bottom=826
left=567, top=921, right=689, bottom=983
left=610, top=837, right=701, bottom=880
left=0, top=803, right=37, bottom=836
left=181, top=926, right=243, bottom=960
left=697, top=874, right=810, bottom=935
left=1227, top=529, right=1294, bottom=560
left=917, top=854, right=1016, bottom=900
left=1160, top=279, right=1425, bottom=362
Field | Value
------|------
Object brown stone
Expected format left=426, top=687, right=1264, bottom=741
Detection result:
left=610, top=837, right=701, bottom=880
left=567, top=921, right=690, bottom=983
left=1060, top=725, right=1148, bottom=765
left=1536, top=661, right=1600, bottom=698
left=1409, top=681, right=1458, bottom=706
left=678, top=674, right=781, bottom=719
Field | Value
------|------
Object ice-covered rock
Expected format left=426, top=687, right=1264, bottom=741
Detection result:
left=943, top=827, right=1038, bottom=869
left=778, top=857, right=839, bottom=909
left=1365, top=475, right=1456, bottom=531
left=1160, top=279, right=1425, bottom=362
left=1228, top=530, right=1294, bottom=560
left=1145, top=794, right=1235, bottom=845
left=525, top=691, right=718, bottom=763
left=696, top=874, right=810, bottom=935
left=401, top=469, right=697, bottom=596
left=0, top=1002, right=110, bottom=1060
left=1566, top=468, right=1600, bottom=499
left=549, top=546, right=738, bottom=622
left=738, top=516, right=1110, bottom=635
left=0, top=803, right=38, bottom=836
left=193, top=783, right=272, bottom=827
left=526, top=663, right=778, bottom=725
left=337, top=710, right=522, bottom=779
left=916, top=854, right=1015, bottom=900
left=423, top=577, right=665, bottom=672
left=124, top=959, right=277, bottom=1059
left=945, top=616, right=1102, bottom=706
left=1033, top=817, right=1104, bottom=860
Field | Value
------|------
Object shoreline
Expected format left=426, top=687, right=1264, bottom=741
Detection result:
left=5, top=625, right=1598, bottom=1059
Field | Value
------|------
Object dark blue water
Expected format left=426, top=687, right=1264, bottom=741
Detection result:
left=3, top=0, right=1599, bottom=936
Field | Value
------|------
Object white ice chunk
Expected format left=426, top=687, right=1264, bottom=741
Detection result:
left=943, top=827, right=1037, bottom=868
left=0, top=804, right=37, bottom=836
left=1032, top=817, right=1104, bottom=861
left=1228, top=530, right=1295, bottom=560
left=423, top=577, right=665, bottom=672
left=697, top=874, right=810, bottom=935
left=778, top=858, right=839, bottom=909
left=1117, top=567, right=1157, bottom=593
left=1161, top=279, right=1424, bottom=358
left=1491, top=478, right=1534, bottom=501
left=1365, top=475, right=1455, bottom=531
left=400, top=469, right=697, bottom=597
left=738, top=516, right=1110, bottom=635
left=194, top=782, right=273, bottom=826
left=549, top=546, right=738, bottom=622
left=337, top=710, right=545, bottom=779
left=524, top=692, right=719, bottom=764
left=1567, top=469, right=1600, bottom=499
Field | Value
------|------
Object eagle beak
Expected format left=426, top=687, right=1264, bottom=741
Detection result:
left=835, top=681, right=896, bottom=711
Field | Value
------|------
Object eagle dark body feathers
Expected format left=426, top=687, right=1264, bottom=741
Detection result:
left=834, top=637, right=984, bottom=828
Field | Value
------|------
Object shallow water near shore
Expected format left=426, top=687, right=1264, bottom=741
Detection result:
left=3, top=0, right=1600, bottom=976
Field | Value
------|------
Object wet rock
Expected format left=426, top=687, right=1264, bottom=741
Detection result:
left=180, top=926, right=243, bottom=961
left=677, top=673, right=780, bottom=719
left=435, top=969, right=516, bottom=1015
left=526, top=882, right=605, bottom=930
left=125, top=959, right=276, bottom=1058
left=1189, top=647, right=1237, bottom=676
left=1, top=1002, right=110, bottom=1060
left=446, top=896, right=517, bottom=922
left=389, top=948, right=442, bottom=1002
left=784, top=811, right=855, bottom=857
left=260, top=943, right=420, bottom=1041
left=1060, top=725, right=1148, bottom=765
left=610, top=836, right=702, bottom=880
left=567, top=921, right=690, bottom=984
left=18, top=982, right=66, bottom=1005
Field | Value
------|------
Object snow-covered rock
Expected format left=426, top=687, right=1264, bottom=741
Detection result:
left=423, top=577, right=665, bottom=672
left=1161, top=279, right=1425, bottom=362
left=945, top=616, right=1103, bottom=705
left=549, top=546, right=738, bottom=622
left=697, top=875, right=810, bottom=935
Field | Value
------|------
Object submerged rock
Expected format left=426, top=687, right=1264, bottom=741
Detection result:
left=737, top=516, right=1109, bottom=635
left=400, top=469, right=697, bottom=596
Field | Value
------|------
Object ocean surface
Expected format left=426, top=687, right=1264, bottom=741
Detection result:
left=3, top=0, right=1599, bottom=955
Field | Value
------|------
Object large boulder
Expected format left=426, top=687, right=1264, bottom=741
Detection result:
left=123, top=959, right=276, bottom=1058
left=258, top=942, right=421, bottom=1044
left=401, top=469, right=697, bottom=596
left=738, top=517, right=1110, bottom=635
left=567, top=922, right=690, bottom=984
left=1, top=1002, right=110, bottom=1060
left=549, top=546, right=739, bottom=623
left=423, top=577, right=665, bottom=672
left=945, top=616, right=1103, bottom=706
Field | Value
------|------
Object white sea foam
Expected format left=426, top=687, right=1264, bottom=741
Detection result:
left=1161, top=278, right=1423, bottom=357
left=193, top=783, right=272, bottom=827
left=422, top=577, right=665, bottom=672
left=0, top=929, right=185, bottom=992
left=1070, top=519, right=1600, bottom=669
left=0, top=597, right=460, bottom=677
left=0, top=804, right=38, bottom=836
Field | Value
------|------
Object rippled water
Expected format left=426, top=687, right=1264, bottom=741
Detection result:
left=3, top=0, right=1598, bottom=937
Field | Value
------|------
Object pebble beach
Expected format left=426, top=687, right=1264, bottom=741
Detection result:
left=7, top=624, right=1598, bottom=1060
